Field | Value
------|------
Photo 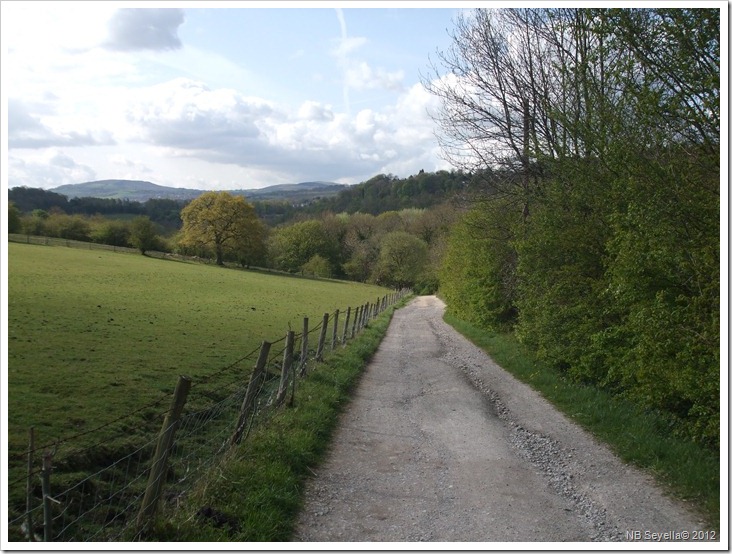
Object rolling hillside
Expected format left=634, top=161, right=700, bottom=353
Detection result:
left=48, top=179, right=346, bottom=203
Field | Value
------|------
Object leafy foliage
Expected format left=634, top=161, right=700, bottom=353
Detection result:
left=430, top=7, right=720, bottom=449
left=372, top=231, right=428, bottom=289
left=9, top=187, right=185, bottom=230
left=299, top=170, right=472, bottom=217
left=440, top=200, right=518, bottom=330
left=267, top=219, right=336, bottom=274
left=7, top=202, right=22, bottom=233
left=179, top=192, right=266, bottom=266
left=129, top=216, right=161, bottom=255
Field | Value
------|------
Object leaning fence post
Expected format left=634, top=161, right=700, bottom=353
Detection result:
left=231, top=341, right=271, bottom=445
left=299, top=317, right=309, bottom=376
left=26, top=427, right=34, bottom=542
left=315, top=313, right=329, bottom=361
left=136, top=375, right=191, bottom=532
left=342, top=307, right=351, bottom=344
left=276, top=331, right=295, bottom=407
left=330, top=309, right=339, bottom=351
left=41, top=449, right=53, bottom=541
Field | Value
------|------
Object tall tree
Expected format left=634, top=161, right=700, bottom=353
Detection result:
left=179, top=191, right=263, bottom=266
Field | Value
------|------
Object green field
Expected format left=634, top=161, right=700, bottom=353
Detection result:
left=7, top=242, right=390, bottom=475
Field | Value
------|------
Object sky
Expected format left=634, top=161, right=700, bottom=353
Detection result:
left=2, top=1, right=467, bottom=191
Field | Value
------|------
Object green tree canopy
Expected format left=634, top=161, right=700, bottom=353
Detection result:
left=179, top=191, right=263, bottom=266
left=372, top=231, right=428, bottom=289
left=129, top=216, right=160, bottom=255
left=267, top=219, right=336, bottom=273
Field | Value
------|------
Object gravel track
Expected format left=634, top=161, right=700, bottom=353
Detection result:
left=293, top=296, right=712, bottom=544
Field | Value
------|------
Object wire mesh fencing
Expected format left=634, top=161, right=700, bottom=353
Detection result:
left=6, top=290, right=410, bottom=543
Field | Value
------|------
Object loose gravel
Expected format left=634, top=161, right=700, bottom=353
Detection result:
left=293, top=296, right=712, bottom=544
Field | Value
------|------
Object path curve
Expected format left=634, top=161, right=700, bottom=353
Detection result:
left=294, top=296, right=709, bottom=543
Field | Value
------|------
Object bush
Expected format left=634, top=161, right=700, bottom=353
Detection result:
left=302, top=254, right=332, bottom=278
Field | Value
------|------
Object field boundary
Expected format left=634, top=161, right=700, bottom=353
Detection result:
left=7, top=233, right=351, bottom=281
left=7, top=259, right=409, bottom=542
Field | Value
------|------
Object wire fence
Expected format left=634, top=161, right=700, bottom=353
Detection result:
left=7, top=288, right=410, bottom=542
left=7, top=234, right=350, bottom=280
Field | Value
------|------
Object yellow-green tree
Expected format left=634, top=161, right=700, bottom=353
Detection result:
left=180, top=191, right=264, bottom=266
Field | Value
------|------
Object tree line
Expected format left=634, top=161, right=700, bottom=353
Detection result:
left=428, top=8, right=719, bottom=449
left=8, top=169, right=473, bottom=229
left=8, top=185, right=461, bottom=292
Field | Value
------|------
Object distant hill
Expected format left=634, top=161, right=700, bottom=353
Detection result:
left=50, top=180, right=203, bottom=201
left=11, top=171, right=475, bottom=228
left=242, top=181, right=347, bottom=202
left=47, top=179, right=347, bottom=203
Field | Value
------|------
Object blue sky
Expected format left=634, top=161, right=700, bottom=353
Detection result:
left=2, top=2, right=464, bottom=190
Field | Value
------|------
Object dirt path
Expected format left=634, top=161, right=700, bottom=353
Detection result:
left=294, top=296, right=710, bottom=543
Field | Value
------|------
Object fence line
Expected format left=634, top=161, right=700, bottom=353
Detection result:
left=7, top=288, right=411, bottom=543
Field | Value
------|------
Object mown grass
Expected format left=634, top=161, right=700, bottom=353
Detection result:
left=443, top=312, right=720, bottom=531
left=7, top=242, right=390, bottom=525
left=147, top=304, right=401, bottom=541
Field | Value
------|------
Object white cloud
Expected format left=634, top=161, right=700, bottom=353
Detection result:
left=345, top=61, right=404, bottom=92
left=3, top=3, right=118, bottom=54
left=109, top=154, right=153, bottom=175
left=113, top=76, right=444, bottom=185
left=8, top=98, right=115, bottom=149
left=297, top=101, right=334, bottom=122
left=8, top=150, right=97, bottom=188
left=103, top=8, right=185, bottom=52
left=126, top=78, right=273, bottom=151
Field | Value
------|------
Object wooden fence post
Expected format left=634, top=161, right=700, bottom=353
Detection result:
left=276, top=331, right=295, bottom=407
left=41, top=449, right=53, bottom=541
left=342, top=307, right=351, bottom=345
left=299, top=317, right=309, bottom=376
left=26, top=427, right=34, bottom=542
left=315, top=313, right=329, bottom=361
left=136, top=375, right=191, bottom=531
left=331, top=309, right=339, bottom=351
left=351, top=306, right=360, bottom=339
left=231, top=341, right=271, bottom=445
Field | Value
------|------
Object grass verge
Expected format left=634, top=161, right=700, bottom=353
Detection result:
left=443, top=312, right=720, bottom=531
left=148, top=300, right=406, bottom=541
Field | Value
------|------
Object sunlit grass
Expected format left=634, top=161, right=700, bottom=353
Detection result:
left=7, top=242, right=389, bottom=516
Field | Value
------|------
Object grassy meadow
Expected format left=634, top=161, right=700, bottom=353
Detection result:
left=7, top=242, right=390, bottom=482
